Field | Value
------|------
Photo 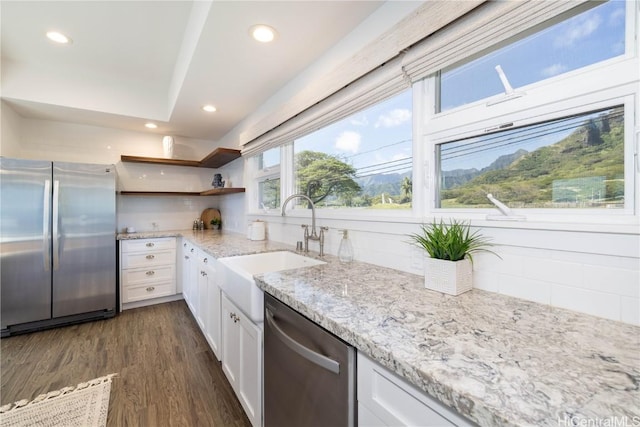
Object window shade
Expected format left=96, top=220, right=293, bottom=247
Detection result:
left=242, top=0, right=589, bottom=157
left=241, top=57, right=407, bottom=157
left=401, top=0, right=591, bottom=83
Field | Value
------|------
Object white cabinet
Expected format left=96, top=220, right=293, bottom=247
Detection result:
left=120, top=237, right=177, bottom=309
left=197, top=250, right=222, bottom=361
left=180, top=240, right=197, bottom=313
left=357, top=353, right=475, bottom=427
left=221, top=294, right=262, bottom=427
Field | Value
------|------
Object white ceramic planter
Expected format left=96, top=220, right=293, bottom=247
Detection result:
left=424, top=256, right=472, bottom=295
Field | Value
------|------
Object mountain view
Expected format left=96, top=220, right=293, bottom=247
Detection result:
left=439, top=107, right=624, bottom=208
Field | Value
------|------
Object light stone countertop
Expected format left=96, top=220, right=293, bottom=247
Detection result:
left=119, top=230, right=640, bottom=427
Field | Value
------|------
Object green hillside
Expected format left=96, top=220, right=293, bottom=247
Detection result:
left=441, top=107, right=624, bottom=208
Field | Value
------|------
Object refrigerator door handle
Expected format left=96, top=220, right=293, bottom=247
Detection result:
left=266, top=308, right=340, bottom=374
left=43, top=179, right=51, bottom=271
left=52, top=180, right=60, bottom=270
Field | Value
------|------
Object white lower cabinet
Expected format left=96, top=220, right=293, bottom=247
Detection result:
left=221, top=293, right=262, bottom=427
left=120, top=237, right=177, bottom=309
left=198, top=250, right=221, bottom=361
left=357, top=353, right=475, bottom=427
left=180, top=240, right=197, bottom=313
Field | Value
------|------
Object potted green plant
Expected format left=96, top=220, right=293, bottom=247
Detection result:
left=210, top=218, right=221, bottom=230
left=408, top=219, right=499, bottom=295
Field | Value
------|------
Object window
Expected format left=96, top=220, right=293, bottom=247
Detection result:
left=292, top=89, right=412, bottom=210
left=439, top=1, right=626, bottom=112
left=252, top=147, right=281, bottom=210
left=427, top=0, right=637, bottom=219
left=437, top=106, right=625, bottom=209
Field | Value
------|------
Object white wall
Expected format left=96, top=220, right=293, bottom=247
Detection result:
left=4, top=105, right=229, bottom=232
left=0, top=100, right=23, bottom=156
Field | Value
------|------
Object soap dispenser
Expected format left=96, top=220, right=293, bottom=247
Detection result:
left=337, top=229, right=353, bottom=262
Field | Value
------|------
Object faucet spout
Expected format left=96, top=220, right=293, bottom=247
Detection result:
left=281, top=194, right=316, bottom=236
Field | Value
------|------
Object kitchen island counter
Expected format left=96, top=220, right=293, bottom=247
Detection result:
left=119, top=230, right=640, bottom=427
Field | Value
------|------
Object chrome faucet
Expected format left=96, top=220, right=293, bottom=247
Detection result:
left=281, top=194, right=328, bottom=256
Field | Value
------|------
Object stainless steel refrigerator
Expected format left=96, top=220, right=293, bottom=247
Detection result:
left=1, top=158, right=117, bottom=336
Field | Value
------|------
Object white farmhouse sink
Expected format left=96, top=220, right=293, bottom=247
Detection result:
left=217, top=251, right=326, bottom=323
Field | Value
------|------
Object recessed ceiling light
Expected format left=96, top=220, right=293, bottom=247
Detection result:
left=202, top=105, right=217, bottom=113
left=46, top=31, right=72, bottom=44
left=250, top=25, right=277, bottom=43
left=144, top=123, right=158, bottom=129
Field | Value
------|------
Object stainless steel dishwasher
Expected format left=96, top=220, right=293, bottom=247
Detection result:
left=264, top=293, right=356, bottom=427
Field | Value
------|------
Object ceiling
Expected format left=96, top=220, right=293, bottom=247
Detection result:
left=1, top=1, right=384, bottom=142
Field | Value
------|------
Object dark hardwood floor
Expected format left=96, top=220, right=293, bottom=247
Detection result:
left=1, top=301, right=251, bottom=427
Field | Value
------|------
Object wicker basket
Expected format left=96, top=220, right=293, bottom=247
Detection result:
left=424, top=256, right=472, bottom=295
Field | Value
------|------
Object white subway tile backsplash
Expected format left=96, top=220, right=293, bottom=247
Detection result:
left=620, top=296, right=640, bottom=325
left=472, top=270, right=499, bottom=292
left=582, top=265, right=640, bottom=298
left=551, top=285, right=621, bottom=322
left=498, top=275, right=551, bottom=304
left=523, top=258, right=583, bottom=287
left=474, top=251, right=523, bottom=277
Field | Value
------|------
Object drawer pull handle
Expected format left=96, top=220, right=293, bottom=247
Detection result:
left=203, top=258, right=208, bottom=263
left=146, top=242, right=154, bottom=247
left=146, top=270, right=155, bottom=276
left=146, top=254, right=155, bottom=260
left=184, top=255, right=189, bottom=260
left=190, top=248, right=195, bottom=253
left=183, top=243, right=187, bottom=247
left=146, top=286, right=155, bottom=292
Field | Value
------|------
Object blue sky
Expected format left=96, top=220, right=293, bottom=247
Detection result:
left=295, top=89, right=413, bottom=177
left=441, top=1, right=626, bottom=111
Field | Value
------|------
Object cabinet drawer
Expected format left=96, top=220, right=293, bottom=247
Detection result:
left=122, top=265, right=175, bottom=287
left=122, top=238, right=176, bottom=253
left=122, top=281, right=176, bottom=303
left=122, top=249, right=175, bottom=269
left=357, top=353, right=474, bottom=427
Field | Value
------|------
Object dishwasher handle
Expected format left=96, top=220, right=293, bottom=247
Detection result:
left=266, top=308, right=340, bottom=375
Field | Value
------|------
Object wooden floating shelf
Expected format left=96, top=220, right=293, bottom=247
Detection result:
left=120, top=188, right=245, bottom=197
left=120, top=156, right=200, bottom=167
left=199, top=188, right=246, bottom=196
left=121, top=147, right=241, bottom=169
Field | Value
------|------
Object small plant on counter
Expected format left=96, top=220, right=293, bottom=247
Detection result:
left=210, top=218, right=221, bottom=230
left=408, top=219, right=498, bottom=263
left=408, top=219, right=499, bottom=295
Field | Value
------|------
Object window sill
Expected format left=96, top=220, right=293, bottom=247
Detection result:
left=248, top=209, right=639, bottom=236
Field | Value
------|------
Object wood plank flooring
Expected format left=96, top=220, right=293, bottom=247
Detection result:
left=1, top=301, right=251, bottom=427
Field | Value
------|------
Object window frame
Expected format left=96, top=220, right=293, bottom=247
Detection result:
left=248, top=86, right=422, bottom=222
left=424, top=74, right=638, bottom=224
left=249, top=147, right=283, bottom=213
left=247, top=0, right=638, bottom=228
left=422, top=0, right=639, bottom=225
